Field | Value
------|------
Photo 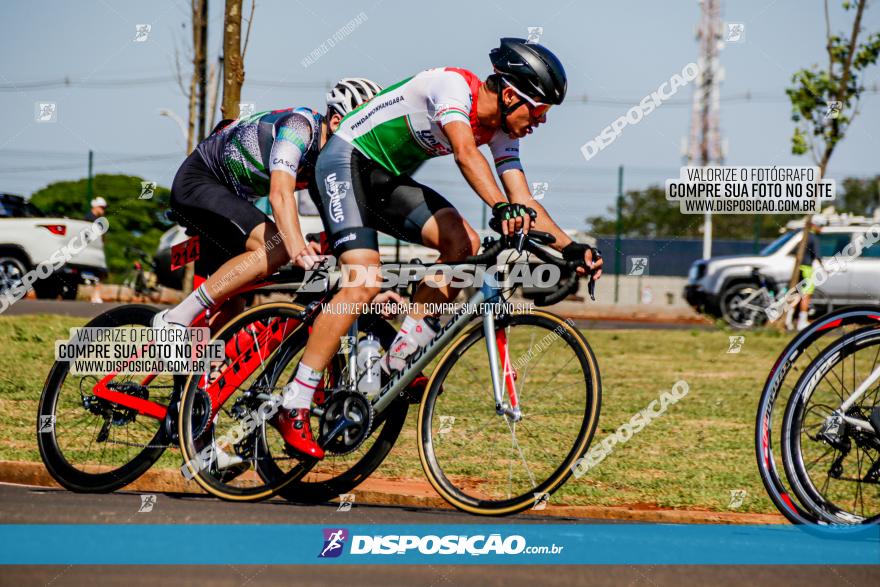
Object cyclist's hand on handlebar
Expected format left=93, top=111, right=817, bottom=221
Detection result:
left=492, top=202, right=535, bottom=237
left=562, top=242, right=603, bottom=279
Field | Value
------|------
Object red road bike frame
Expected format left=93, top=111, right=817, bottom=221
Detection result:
left=89, top=276, right=307, bottom=421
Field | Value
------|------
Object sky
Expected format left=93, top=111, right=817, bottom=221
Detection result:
left=0, top=0, right=878, bottom=230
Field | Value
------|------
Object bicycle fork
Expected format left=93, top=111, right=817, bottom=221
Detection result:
left=483, top=312, right=521, bottom=422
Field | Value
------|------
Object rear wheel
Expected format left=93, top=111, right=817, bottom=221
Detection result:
left=37, top=304, right=175, bottom=492
left=178, top=302, right=312, bottom=501
left=755, top=306, right=880, bottom=525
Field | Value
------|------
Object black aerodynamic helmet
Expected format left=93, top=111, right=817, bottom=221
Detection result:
left=489, top=37, right=567, bottom=105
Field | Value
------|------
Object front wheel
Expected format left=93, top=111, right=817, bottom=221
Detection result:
left=418, top=310, right=601, bottom=515
left=781, top=326, right=880, bottom=525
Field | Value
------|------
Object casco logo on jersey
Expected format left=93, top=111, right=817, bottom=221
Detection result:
left=318, top=528, right=348, bottom=558
left=325, top=172, right=350, bottom=223
left=272, top=157, right=296, bottom=172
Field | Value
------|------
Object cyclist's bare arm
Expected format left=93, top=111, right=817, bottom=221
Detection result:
left=268, top=171, right=321, bottom=269
left=501, top=169, right=603, bottom=278
left=443, top=121, right=513, bottom=215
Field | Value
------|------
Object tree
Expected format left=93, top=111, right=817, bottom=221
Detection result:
left=220, top=0, right=255, bottom=119
left=838, top=175, right=880, bottom=217
left=221, top=0, right=244, bottom=119
left=29, top=175, right=172, bottom=280
left=785, top=0, right=880, bottom=288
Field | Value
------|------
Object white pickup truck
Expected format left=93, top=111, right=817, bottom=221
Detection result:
left=0, top=193, right=107, bottom=299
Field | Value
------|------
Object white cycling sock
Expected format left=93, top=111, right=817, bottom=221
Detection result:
left=282, top=362, right=323, bottom=410
left=382, top=316, right=436, bottom=373
left=165, top=283, right=215, bottom=327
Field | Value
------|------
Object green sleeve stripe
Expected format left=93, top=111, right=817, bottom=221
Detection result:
left=277, top=126, right=307, bottom=152
left=494, top=156, right=520, bottom=167
left=438, top=108, right=470, bottom=121
left=231, top=136, right=266, bottom=171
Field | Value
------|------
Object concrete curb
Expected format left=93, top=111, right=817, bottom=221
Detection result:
left=1, top=460, right=784, bottom=524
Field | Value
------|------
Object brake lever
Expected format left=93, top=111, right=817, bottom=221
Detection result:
left=587, top=273, right=597, bottom=301
left=512, top=208, right=538, bottom=253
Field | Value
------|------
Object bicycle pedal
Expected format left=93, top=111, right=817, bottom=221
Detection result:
left=402, top=375, right=428, bottom=404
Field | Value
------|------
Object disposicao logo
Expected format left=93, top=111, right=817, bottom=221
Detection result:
left=318, top=528, right=348, bottom=558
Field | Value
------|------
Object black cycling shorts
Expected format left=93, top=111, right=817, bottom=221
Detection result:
left=170, top=150, right=271, bottom=275
left=312, top=135, right=455, bottom=255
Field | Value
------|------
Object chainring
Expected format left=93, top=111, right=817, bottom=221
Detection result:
left=318, top=391, right=373, bottom=455
left=186, top=387, right=214, bottom=439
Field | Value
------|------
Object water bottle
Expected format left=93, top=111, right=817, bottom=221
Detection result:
left=356, top=334, right=382, bottom=398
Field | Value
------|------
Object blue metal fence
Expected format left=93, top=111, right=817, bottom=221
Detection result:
left=595, top=237, right=772, bottom=276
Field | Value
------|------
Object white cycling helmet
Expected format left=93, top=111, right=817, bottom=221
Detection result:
left=811, top=214, right=828, bottom=227
left=326, top=78, right=382, bottom=117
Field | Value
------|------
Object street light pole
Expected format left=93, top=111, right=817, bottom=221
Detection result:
left=159, top=109, right=189, bottom=145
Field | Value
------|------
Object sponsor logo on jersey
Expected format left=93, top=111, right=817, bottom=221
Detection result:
left=325, top=172, right=350, bottom=223
left=413, top=129, right=451, bottom=156
left=272, top=157, right=296, bottom=172
left=350, top=95, right=405, bottom=130
left=334, top=232, right=356, bottom=247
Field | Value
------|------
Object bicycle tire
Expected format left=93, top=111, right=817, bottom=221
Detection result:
left=755, top=305, right=880, bottom=524
left=178, top=302, right=311, bottom=501
left=418, top=309, right=601, bottom=515
left=781, top=326, right=880, bottom=525
left=37, top=304, right=172, bottom=493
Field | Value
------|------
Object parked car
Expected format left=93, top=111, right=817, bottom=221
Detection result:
left=685, top=219, right=880, bottom=326
left=0, top=193, right=107, bottom=299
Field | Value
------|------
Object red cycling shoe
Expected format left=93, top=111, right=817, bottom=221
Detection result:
left=273, top=408, right=324, bottom=459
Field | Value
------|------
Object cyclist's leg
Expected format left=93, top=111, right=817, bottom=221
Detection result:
left=797, top=264, right=814, bottom=330
left=366, top=169, right=481, bottom=318
left=365, top=170, right=480, bottom=369
left=164, top=151, right=289, bottom=327
left=275, top=136, right=383, bottom=458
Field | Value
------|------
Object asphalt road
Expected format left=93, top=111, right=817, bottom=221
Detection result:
left=4, top=300, right=710, bottom=330
left=1, top=484, right=876, bottom=586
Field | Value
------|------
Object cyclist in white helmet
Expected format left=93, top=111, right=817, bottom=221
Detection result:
left=154, top=78, right=383, bottom=456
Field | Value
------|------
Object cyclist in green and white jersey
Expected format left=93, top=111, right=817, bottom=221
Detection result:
left=279, top=38, right=603, bottom=459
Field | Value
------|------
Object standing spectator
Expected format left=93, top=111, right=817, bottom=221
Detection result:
left=85, top=196, right=107, bottom=223
left=85, top=196, right=107, bottom=302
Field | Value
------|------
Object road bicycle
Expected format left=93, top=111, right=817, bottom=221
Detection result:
left=35, top=261, right=397, bottom=493
left=117, top=246, right=162, bottom=303
left=178, top=227, right=602, bottom=515
left=756, top=305, right=880, bottom=525
left=721, top=267, right=831, bottom=330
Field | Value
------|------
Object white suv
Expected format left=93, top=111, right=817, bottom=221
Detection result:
left=0, top=193, right=107, bottom=300
left=685, top=220, right=880, bottom=325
